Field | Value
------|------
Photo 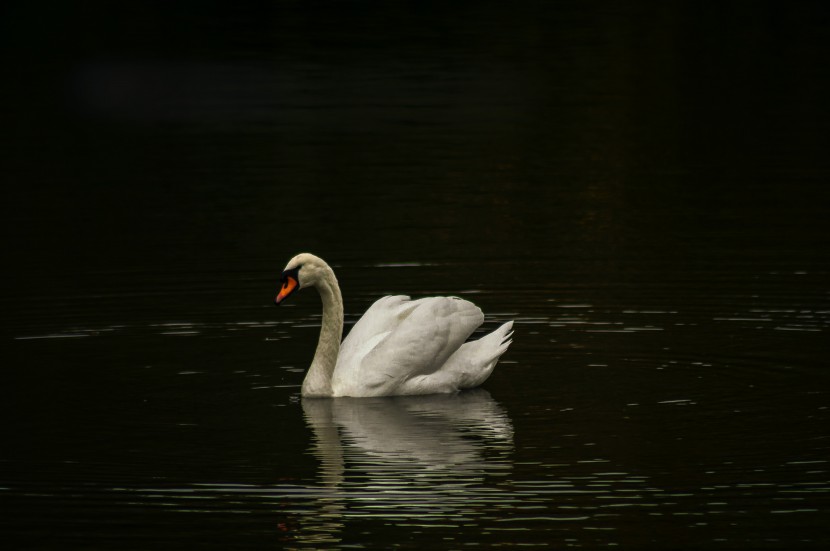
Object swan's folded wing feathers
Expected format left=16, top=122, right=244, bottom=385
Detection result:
left=333, top=296, right=485, bottom=397
left=339, top=295, right=412, bottom=359
left=363, top=297, right=483, bottom=380
left=335, top=296, right=423, bottom=394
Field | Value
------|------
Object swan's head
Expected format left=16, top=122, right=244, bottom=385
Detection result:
left=274, top=252, right=329, bottom=305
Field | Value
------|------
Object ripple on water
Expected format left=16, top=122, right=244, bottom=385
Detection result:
left=7, top=267, right=828, bottom=548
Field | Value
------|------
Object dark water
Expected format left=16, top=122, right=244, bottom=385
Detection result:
left=3, top=2, right=830, bottom=549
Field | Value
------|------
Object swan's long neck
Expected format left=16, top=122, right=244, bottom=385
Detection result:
left=302, top=265, right=343, bottom=397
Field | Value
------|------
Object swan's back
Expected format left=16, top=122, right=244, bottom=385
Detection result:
left=331, top=295, right=511, bottom=397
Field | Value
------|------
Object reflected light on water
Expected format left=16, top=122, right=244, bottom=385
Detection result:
left=297, top=391, right=513, bottom=545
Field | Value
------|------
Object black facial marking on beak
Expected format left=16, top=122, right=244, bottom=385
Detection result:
left=280, top=266, right=301, bottom=285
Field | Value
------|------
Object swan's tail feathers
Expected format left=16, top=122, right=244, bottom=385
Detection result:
left=446, top=320, right=514, bottom=390
left=490, top=320, right=514, bottom=365
left=498, top=320, right=514, bottom=348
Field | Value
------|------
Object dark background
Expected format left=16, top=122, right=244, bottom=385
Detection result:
left=4, top=1, right=829, bottom=287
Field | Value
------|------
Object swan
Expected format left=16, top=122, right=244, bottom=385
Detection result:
left=274, top=253, right=514, bottom=398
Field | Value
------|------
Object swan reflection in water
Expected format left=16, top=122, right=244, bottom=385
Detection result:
left=295, top=389, right=514, bottom=546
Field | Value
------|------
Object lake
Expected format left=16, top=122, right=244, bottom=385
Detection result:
left=3, top=2, right=829, bottom=549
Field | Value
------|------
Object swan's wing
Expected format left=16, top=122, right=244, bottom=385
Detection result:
left=338, top=295, right=417, bottom=359
left=334, top=296, right=419, bottom=389
left=363, top=297, right=484, bottom=384
left=332, top=296, right=483, bottom=397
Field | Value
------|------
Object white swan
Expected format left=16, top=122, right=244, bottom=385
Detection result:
left=275, top=253, right=514, bottom=398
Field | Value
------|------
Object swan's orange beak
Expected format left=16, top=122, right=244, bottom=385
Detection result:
left=275, top=276, right=298, bottom=305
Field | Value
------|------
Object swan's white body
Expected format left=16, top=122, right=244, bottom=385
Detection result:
left=276, top=253, right=513, bottom=398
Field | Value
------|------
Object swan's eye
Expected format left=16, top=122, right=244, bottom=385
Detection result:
left=280, top=265, right=301, bottom=284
